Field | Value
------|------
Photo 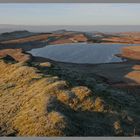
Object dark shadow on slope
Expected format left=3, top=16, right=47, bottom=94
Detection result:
left=45, top=96, right=116, bottom=136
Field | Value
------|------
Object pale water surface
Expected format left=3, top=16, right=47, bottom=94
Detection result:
left=29, top=43, right=139, bottom=64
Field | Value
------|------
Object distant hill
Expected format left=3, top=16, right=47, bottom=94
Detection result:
left=0, top=30, right=36, bottom=41
left=1, top=24, right=140, bottom=33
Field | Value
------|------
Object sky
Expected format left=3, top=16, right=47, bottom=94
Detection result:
left=0, top=3, right=140, bottom=26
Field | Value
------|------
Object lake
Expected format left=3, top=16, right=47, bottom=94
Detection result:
left=28, top=43, right=138, bottom=64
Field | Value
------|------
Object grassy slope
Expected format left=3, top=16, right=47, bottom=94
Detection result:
left=0, top=59, right=109, bottom=136
left=0, top=54, right=140, bottom=136
left=0, top=31, right=140, bottom=136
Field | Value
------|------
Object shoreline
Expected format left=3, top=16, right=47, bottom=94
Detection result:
left=1, top=30, right=140, bottom=87
left=27, top=42, right=138, bottom=66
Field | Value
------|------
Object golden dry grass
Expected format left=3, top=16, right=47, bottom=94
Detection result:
left=0, top=59, right=108, bottom=136
left=0, top=55, right=139, bottom=136
left=0, top=60, right=68, bottom=136
left=0, top=49, right=31, bottom=62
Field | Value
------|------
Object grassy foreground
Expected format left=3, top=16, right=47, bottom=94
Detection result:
left=0, top=52, right=140, bottom=136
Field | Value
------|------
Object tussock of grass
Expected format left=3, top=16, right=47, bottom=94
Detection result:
left=113, top=121, right=124, bottom=136
left=39, top=62, right=52, bottom=68
left=57, top=90, right=76, bottom=105
left=95, top=97, right=107, bottom=112
left=72, top=86, right=92, bottom=101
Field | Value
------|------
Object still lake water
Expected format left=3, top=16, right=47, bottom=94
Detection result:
left=28, top=43, right=138, bottom=64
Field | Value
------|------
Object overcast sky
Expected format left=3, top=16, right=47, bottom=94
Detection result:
left=0, top=3, right=140, bottom=25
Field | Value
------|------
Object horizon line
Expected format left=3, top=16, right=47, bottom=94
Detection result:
left=1, top=24, right=140, bottom=26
